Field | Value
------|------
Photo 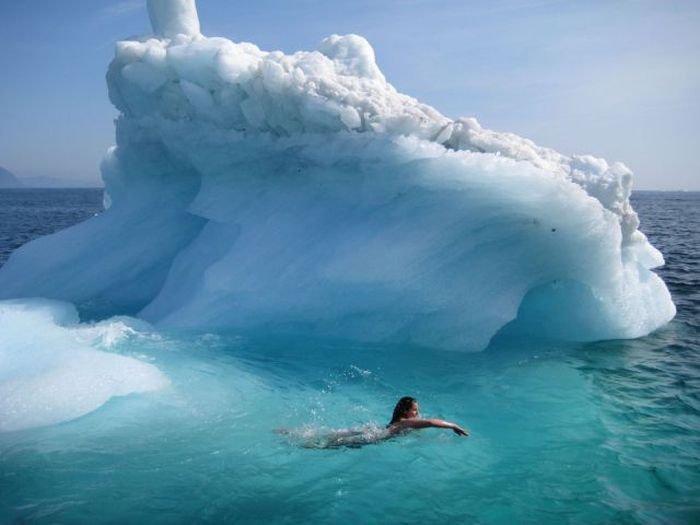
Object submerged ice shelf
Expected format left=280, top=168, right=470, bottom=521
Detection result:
left=0, top=0, right=675, bottom=352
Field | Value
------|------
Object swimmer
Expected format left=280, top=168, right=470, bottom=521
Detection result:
left=276, top=396, right=468, bottom=448
left=387, top=396, right=469, bottom=437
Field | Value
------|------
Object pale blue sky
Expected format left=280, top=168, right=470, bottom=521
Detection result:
left=1, top=0, right=698, bottom=189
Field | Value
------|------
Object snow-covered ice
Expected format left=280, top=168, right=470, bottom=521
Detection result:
left=0, top=0, right=675, bottom=353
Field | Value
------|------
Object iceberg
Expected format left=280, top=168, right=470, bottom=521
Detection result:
left=0, top=0, right=675, bottom=351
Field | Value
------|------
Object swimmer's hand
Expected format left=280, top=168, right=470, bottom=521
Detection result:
left=452, top=425, right=469, bottom=437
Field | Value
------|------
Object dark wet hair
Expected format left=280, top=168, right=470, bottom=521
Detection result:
left=389, top=396, right=417, bottom=425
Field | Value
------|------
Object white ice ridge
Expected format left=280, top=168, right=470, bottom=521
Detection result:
left=0, top=0, right=675, bottom=351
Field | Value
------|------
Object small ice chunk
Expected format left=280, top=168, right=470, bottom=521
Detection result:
left=319, top=34, right=385, bottom=83
left=0, top=300, right=168, bottom=432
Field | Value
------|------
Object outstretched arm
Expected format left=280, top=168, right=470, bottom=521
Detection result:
left=394, top=418, right=469, bottom=436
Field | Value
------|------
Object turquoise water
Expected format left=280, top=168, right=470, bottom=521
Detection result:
left=0, top=190, right=698, bottom=523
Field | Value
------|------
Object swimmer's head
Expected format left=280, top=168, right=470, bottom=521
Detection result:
left=390, top=396, right=418, bottom=424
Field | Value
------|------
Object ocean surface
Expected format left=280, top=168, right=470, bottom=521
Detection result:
left=0, top=189, right=698, bottom=524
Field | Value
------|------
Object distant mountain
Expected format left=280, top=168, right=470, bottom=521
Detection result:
left=0, top=166, right=23, bottom=187
left=0, top=168, right=101, bottom=188
left=19, top=175, right=103, bottom=188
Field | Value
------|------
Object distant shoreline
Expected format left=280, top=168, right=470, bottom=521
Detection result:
left=633, top=189, right=700, bottom=193
left=0, top=186, right=103, bottom=190
left=1, top=187, right=697, bottom=193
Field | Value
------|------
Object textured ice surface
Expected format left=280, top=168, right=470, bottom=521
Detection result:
left=147, top=0, right=200, bottom=38
left=0, top=300, right=167, bottom=432
left=0, top=0, right=675, bottom=351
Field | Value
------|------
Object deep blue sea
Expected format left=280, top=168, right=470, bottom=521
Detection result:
left=0, top=189, right=698, bottom=524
